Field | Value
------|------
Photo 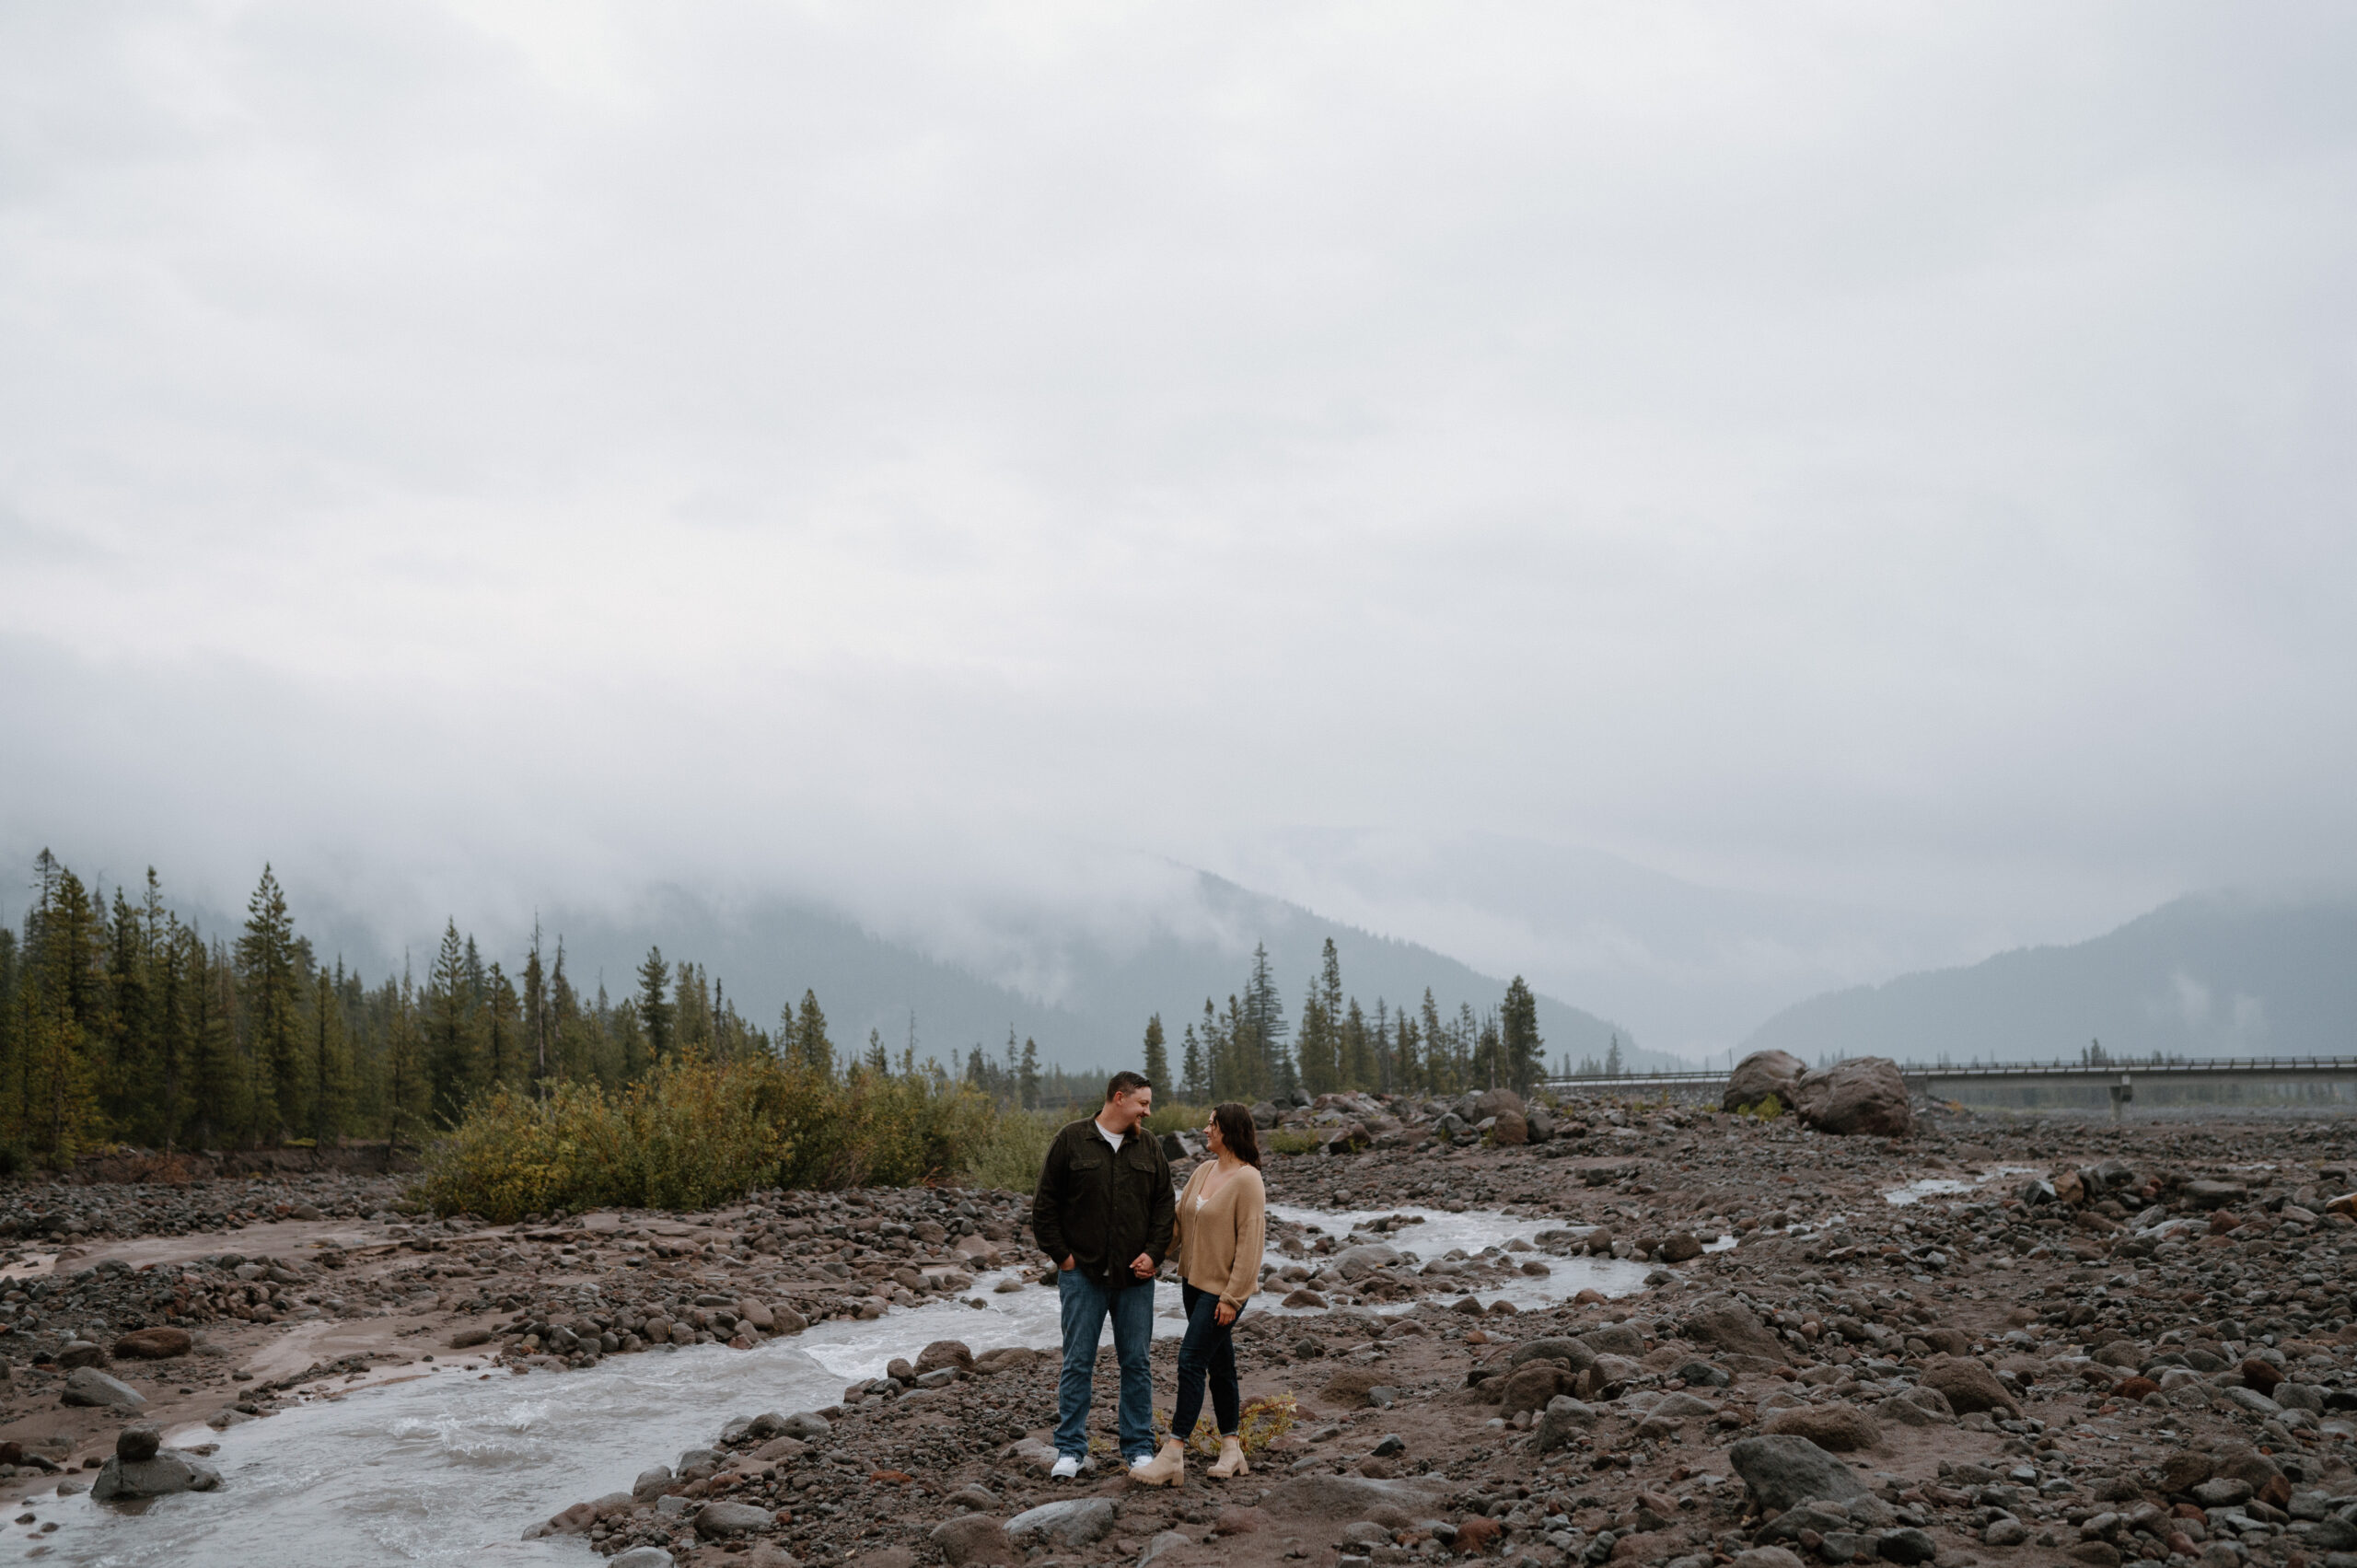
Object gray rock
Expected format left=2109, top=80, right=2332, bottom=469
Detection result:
left=62, top=1366, right=146, bottom=1409
left=776, top=1411, right=832, bottom=1439
left=1875, top=1527, right=1937, bottom=1564
left=1006, top=1497, right=1117, bottom=1550
left=1984, top=1518, right=2027, bottom=1547
left=2305, top=1517, right=2357, bottom=1551
left=1584, top=1321, right=1644, bottom=1356
left=633, top=1465, right=674, bottom=1498
left=610, top=1551, right=675, bottom=1568
left=1140, top=1529, right=1192, bottom=1564
left=89, top=1451, right=224, bottom=1503
left=2223, top=1387, right=2282, bottom=1417
left=1729, top=1435, right=1872, bottom=1514
left=1330, top=1244, right=1402, bottom=1277
left=117, top=1424, right=161, bottom=1461
left=1265, top=1474, right=1448, bottom=1519
left=930, top=1514, right=1019, bottom=1566
left=1507, top=1337, right=1598, bottom=1372
left=695, top=1500, right=776, bottom=1538
left=1734, top=1550, right=1807, bottom=1568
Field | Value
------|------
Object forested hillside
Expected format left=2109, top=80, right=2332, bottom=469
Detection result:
left=0, top=851, right=1569, bottom=1166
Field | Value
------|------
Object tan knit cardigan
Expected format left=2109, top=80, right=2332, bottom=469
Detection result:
left=1171, top=1159, right=1267, bottom=1311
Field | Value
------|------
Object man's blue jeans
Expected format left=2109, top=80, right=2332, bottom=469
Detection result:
left=1055, top=1267, right=1155, bottom=1464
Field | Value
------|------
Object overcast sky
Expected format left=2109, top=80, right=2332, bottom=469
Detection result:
left=4, top=3, right=2353, bottom=1007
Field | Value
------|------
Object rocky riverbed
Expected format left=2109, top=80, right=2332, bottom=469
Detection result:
left=6, top=1084, right=2357, bottom=1568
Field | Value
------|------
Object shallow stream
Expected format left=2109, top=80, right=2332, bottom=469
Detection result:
left=3, top=1204, right=1657, bottom=1566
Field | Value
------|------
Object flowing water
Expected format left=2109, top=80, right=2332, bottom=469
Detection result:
left=2, top=1204, right=1662, bottom=1567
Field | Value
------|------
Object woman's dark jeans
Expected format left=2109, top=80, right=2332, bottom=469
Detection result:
left=1171, top=1282, right=1242, bottom=1441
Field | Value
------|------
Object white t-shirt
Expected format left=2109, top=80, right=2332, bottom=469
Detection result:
left=1095, top=1118, right=1126, bottom=1154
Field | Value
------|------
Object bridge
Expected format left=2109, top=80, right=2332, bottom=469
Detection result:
left=1542, top=1056, right=2357, bottom=1118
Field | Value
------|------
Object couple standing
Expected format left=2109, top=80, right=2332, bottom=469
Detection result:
left=1029, top=1071, right=1268, bottom=1488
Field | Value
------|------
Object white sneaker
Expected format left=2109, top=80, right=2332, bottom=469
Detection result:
left=1051, top=1455, right=1082, bottom=1480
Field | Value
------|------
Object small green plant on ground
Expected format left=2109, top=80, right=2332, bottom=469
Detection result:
left=1263, top=1127, right=1321, bottom=1157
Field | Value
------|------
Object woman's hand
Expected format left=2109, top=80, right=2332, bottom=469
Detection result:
left=1214, top=1300, right=1237, bottom=1326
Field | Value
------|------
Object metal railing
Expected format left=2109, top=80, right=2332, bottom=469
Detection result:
left=1540, top=1054, right=2357, bottom=1093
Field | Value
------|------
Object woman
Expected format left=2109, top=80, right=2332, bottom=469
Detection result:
left=1134, top=1101, right=1266, bottom=1487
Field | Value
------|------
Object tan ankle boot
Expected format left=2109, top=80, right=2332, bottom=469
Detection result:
left=1208, top=1435, right=1248, bottom=1478
left=1132, top=1438, right=1186, bottom=1488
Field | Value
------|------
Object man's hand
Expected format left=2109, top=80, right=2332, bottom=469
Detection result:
left=1214, top=1301, right=1237, bottom=1327
left=1130, top=1252, right=1155, bottom=1280
left=1062, top=1255, right=1075, bottom=1272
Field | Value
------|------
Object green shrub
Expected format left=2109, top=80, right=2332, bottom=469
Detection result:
left=965, top=1108, right=1068, bottom=1195
left=1263, top=1127, right=1322, bottom=1157
left=412, top=1052, right=1000, bottom=1221
left=1144, top=1101, right=1213, bottom=1137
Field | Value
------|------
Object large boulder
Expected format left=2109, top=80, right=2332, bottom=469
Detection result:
left=1489, top=1111, right=1528, bottom=1146
left=1790, top=1057, right=1912, bottom=1137
left=1498, top=1363, right=1582, bottom=1416
left=1005, top=1499, right=1116, bottom=1551
left=930, top=1515, right=1017, bottom=1567
left=696, top=1501, right=779, bottom=1539
left=90, top=1450, right=223, bottom=1503
left=1724, top=1051, right=1804, bottom=1113
left=1920, top=1354, right=2018, bottom=1416
left=1762, top=1403, right=1881, bottom=1451
left=915, top=1340, right=974, bottom=1375
left=112, top=1328, right=192, bottom=1361
left=1264, top=1474, right=1447, bottom=1520
left=1506, top=1337, right=1598, bottom=1373
left=62, top=1367, right=145, bottom=1409
left=1684, top=1295, right=1790, bottom=1364
left=1728, top=1435, right=1871, bottom=1514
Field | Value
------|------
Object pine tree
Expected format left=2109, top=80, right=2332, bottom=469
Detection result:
left=1242, top=942, right=1292, bottom=1093
left=793, top=991, right=832, bottom=1079
left=483, top=963, right=522, bottom=1091
left=1179, top=1024, right=1206, bottom=1103
left=1341, top=998, right=1372, bottom=1091
left=384, top=963, right=428, bottom=1146
left=636, top=947, right=673, bottom=1062
left=1018, top=1037, right=1041, bottom=1109
left=1501, top=975, right=1543, bottom=1095
left=1142, top=1013, right=1168, bottom=1091
left=865, top=1028, right=889, bottom=1077
left=1420, top=990, right=1448, bottom=1095
left=1603, top=1033, right=1623, bottom=1077
left=425, top=922, right=479, bottom=1125
left=308, top=964, right=349, bottom=1142
left=524, top=922, right=550, bottom=1098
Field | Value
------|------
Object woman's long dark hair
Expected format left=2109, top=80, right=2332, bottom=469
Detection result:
left=1212, top=1102, right=1262, bottom=1168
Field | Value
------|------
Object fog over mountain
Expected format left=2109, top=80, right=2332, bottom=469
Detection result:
left=4, top=6, right=2354, bottom=1067
left=1743, top=891, right=2357, bottom=1065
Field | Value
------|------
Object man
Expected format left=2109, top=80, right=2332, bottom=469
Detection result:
left=1030, top=1069, right=1175, bottom=1480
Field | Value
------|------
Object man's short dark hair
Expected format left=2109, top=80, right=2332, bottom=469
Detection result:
left=1106, top=1070, right=1151, bottom=1101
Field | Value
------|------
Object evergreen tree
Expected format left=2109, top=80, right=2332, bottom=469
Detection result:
left=865, top=1028, right=889, bottom=1076
left=1018, top=1036, right=1041, bottom=1109
left=1242, top=942, right=1292, bottom=1093
left=1501, top=975, right=1543, bottom=1095
left=1603, top=1033, right=1623, bottom=1077
left=1179, top=1023, right=1206, bottom=1103
left=1420, top=990, right=1448, bottom=1095
left=1341, top=998, right=1372, bottom=1091
left=308, top=964, right=349, bottom=1143
left=523, top=922, right=550, bottom=1098
left=636, top=947, right=673, bottom=1062
left=1141, top=1013, right=1168, bottom=1090
left=483, top=963, right=522, bottom=1091
left=792, top=990, right=832, bottom=1079
left=425, top=922, right=479, bottom=1125
left=384, top=963, right=428, bottom=1145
